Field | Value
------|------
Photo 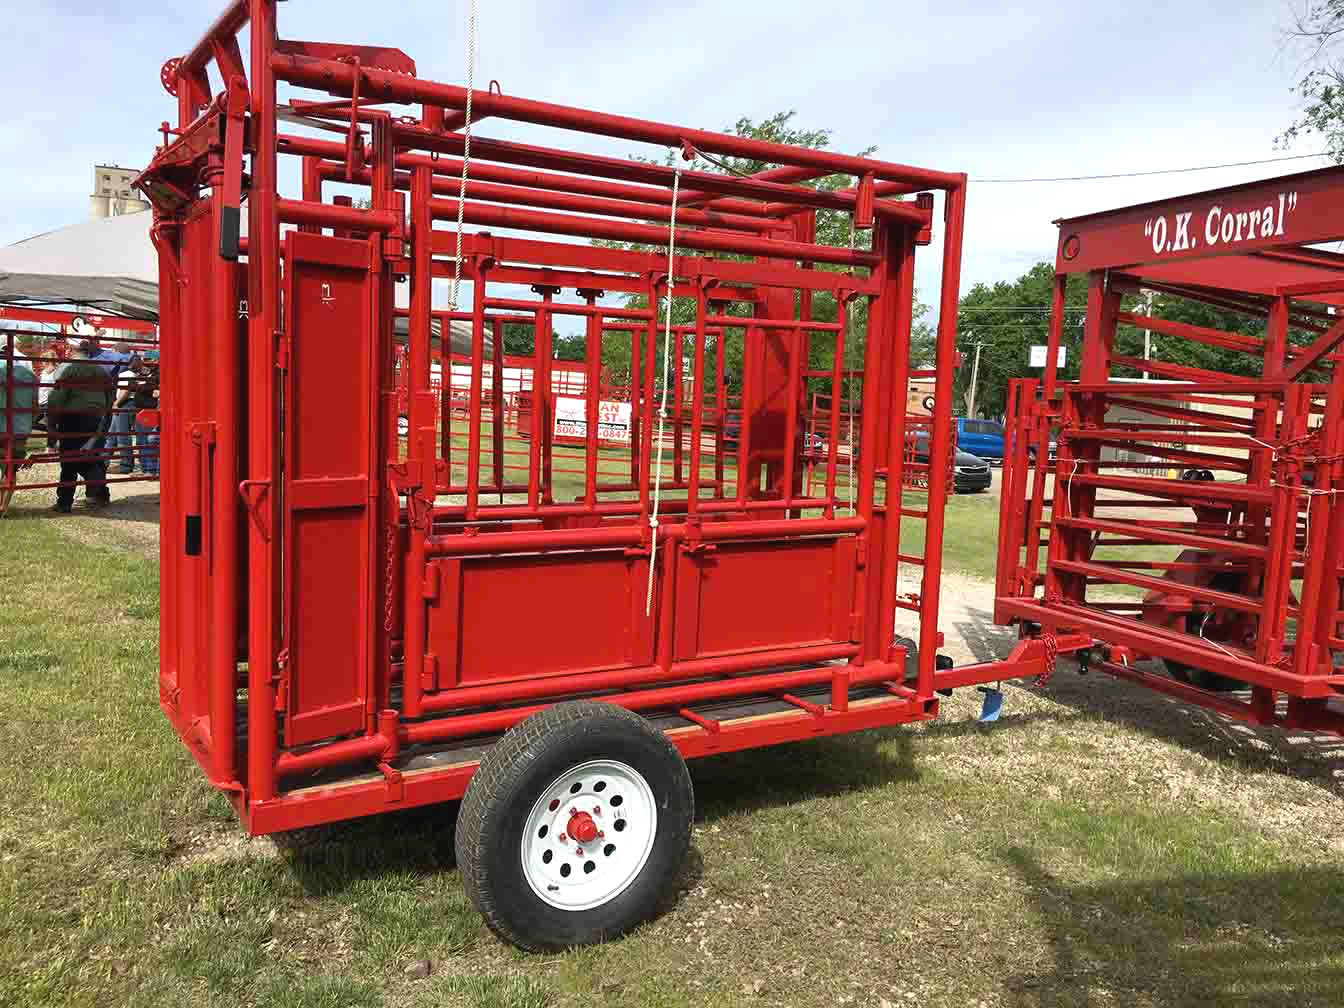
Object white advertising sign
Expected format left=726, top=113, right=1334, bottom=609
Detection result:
left=553, top=397, right=632, bottom=444
left=1029, top=345, right=1067, bottom=369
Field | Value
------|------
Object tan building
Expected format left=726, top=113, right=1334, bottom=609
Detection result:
left=90, top=165, right=149, bottom=219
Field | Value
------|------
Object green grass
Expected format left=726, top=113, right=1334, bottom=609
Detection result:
left=5, top=512, right=1344, bottom=1006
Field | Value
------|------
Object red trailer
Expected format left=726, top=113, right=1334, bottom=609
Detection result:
left=136, top=0, right=1059, bottom=951
left=996, top=168, right=1344, bottom=734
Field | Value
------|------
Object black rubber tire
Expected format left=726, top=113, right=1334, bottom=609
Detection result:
left=454, top=701, right=694, bottom=952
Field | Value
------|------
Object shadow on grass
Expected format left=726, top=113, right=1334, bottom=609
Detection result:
left=277, top=801, right=461, bottom=898
left=1001, top=845, right=1344, bottom=1007
left=689, top=726, right=921, bottom=824
left=952, top=604, right=1344, bottom=797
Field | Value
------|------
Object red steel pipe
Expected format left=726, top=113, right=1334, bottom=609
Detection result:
left=407, top=649, right=887, bottom=741
left=428, top=198, right=878, bottom=267
left=271, top=52, right=961, bottom=190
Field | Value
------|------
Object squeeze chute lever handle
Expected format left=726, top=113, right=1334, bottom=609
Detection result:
left=219, top=75, right=248, bottom=261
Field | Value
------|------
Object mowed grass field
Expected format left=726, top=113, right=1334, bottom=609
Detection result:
left=6, top=491, right=1344, bottom=1006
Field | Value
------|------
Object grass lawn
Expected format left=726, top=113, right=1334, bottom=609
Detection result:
left=5, top=511, right=1344, bottom=1007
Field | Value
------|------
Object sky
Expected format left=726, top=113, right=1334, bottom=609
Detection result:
left=0, top=0, right=1327, bottom=320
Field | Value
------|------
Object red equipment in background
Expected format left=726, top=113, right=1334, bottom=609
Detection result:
left=137, top=0, right=1057, bottom=950
left=997, top=167, right=1344, bottom=734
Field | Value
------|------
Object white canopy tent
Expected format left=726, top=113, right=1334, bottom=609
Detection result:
left=0, top=211, right=479, bottom=353
left=0, top=212, right=158, bottom=320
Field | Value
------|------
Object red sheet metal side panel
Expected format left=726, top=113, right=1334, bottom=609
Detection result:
left=170, top=203, right=216, bottom=736
left=430, top=550, right=642, bottom=687
left=282, top=232, right=376, bottom=746
left=675, top=536, right=856, bottom=659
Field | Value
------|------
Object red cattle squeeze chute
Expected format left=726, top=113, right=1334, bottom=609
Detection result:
left=139, top=0, right=1054, bottom=950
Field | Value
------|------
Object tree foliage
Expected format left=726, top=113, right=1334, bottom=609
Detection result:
left=593, top=111, right=933, bottom=402
left=1278, top=0, right=1344, bottom=159
left=953, top=261, right=1310, bottom=419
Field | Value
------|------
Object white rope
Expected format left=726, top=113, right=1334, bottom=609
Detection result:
left=646, top=167, right=682, bottom=615
left=448, top=0, right=478, bottom=311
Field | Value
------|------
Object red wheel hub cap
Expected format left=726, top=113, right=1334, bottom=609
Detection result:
left=567, top=811, right=599, bottom=844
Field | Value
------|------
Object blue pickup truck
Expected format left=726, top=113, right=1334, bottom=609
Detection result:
left=955, top=418, right=1005, bottom=461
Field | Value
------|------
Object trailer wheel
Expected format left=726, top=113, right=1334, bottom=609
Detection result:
left=455, top=701, right=694, bottom=952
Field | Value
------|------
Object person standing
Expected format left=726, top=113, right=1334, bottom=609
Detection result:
left=132, top=353, right=160, bottom=476
left=46, top=340, right=113, bottom=512
left=109, top=354, right=143, bottom=473
left=0, top=346, right=38, bottom=515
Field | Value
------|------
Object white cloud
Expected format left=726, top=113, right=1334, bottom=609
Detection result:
left=0, top=0, right=1314, bottom=309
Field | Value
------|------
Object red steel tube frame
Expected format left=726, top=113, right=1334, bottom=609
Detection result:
left=133, top=0, right=1057, bottom=834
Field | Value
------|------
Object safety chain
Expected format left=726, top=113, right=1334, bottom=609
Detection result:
left=1036, top=632, right=1059, bottom=688
left=383, top=521, right=397, bottom=633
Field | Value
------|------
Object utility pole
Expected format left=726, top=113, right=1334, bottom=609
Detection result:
left=1141, top=289, right=1154, bottom=381
left=965, top=340, right=987, bottom=418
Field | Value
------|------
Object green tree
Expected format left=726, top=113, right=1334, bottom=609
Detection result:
left=953, top=261, right=1310, bottom=419
left=955, top=263, right=1090, bottom=419
left=596, top=110, right=933, bottom=404
left=1278, top=1, right=1344, bottom=160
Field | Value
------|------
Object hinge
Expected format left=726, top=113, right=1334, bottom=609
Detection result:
left=855, top=537, right=869, bottom=569
left=422, top=562, right=440, bottom=601
left=275, top=330, right=290, bottom=371
left=422, top=652, right=438, bottom=691
left=273, top=648, right=290, bottom=712
left=239, top=479, right=272, bottom=542
left=850, top=610, right=862, bottom=641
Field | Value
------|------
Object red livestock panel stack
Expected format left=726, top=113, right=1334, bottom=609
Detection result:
left=996, top=167, right=1344, bottom=737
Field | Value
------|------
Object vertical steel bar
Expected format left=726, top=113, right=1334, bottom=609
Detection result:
left=780, top=325, right=802, bottom=510
left=629, top=326, right=642, bottom=491
left=713, top=323, right=726, bottom=498
left=672, top=326, right=684, bottom=486
left=491, top=319, right=505, bottom=495
left=686, top=283, right=707, bottom=515
left=824, top=300, right=846, bottom=519
left=465, top=262, right=486, bottom=518
left=735, top=327, right=756, bottom=508
left=878, top=224, right=916, bottom=668
left=639, top=279, right=660, bottom=519
left=582, top=291, right=601, bottom=508
left=402, top=163, right=435, bottom=718
left=916, top=183, right=967, bottom=695
left=209, top=177, right=240, bottom=785
left=245, top=0, right=278, bottom=803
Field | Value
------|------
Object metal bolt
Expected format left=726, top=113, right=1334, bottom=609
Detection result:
left=592, top=806, right=602, bottom=816
left=575, top=848, right=583, bottom=856
left=558, top=833, right=568, bottom=842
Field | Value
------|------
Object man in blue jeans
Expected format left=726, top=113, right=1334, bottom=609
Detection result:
left=110, top=354, right=144, bottom=473
left=132, top=354, right=160, bottom=476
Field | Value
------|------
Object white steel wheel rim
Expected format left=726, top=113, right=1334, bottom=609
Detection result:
left=521, top=758, right=658, bottom=912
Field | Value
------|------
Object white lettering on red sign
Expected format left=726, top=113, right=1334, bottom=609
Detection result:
left=1142, top=191, right=1297, bottom=257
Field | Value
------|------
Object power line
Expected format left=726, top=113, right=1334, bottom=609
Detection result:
left=972, top=152, right=1330, bottom=184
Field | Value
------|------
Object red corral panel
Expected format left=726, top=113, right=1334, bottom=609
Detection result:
left=428, top=550, right=649, bottom=687
left=676, top=536, right=856, bottom=660
left=281, top=232, right=376, bottom=746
